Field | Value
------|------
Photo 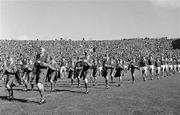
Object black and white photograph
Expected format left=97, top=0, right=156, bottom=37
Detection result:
left=0, top=0, right=180, bottom=114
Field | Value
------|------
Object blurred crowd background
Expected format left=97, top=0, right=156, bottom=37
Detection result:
left=0, top=37, right=179, bottom=62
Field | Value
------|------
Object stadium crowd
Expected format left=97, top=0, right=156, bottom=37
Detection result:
left=0, top=37, right=178, bottom=61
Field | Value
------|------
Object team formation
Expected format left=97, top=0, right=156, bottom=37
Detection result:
left=0, top=46, right=180, bottom=105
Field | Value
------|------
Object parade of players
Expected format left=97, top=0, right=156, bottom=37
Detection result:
left=0, top=46, right=180, bottom=104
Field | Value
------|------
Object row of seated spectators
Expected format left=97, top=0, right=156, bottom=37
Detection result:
left=0, top=38, right=179, bottom=64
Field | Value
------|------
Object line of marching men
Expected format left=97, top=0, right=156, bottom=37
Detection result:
left=137, top=55, right=180, bottom=82
left=0, top=54, right=67, bottom=91
left=0, top=47, right=62, bottom=104
left=0, top=48, right=180, bottom=104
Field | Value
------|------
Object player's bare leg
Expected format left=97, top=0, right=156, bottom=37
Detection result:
left=37, top=82, right=46, bottom=104
left=84, top=78, right=88, bottom=94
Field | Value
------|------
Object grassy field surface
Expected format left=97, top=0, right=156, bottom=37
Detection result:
left=0, top=71, right=180, bottom=115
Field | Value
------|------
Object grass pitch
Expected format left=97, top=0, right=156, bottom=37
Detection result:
left=0, top=72, right=180, bottom=115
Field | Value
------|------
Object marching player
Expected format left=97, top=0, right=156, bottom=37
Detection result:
left=67, top=57, right=74, bottom=85
left=35, top=47, right=50, bottom=104
left=91, top=57, right=98, bottom=86
left=105, top=54, right=114, bottom=83
left=113, top=55, right=124, bottom=86
left=155, top=57, right=161, bottom=79
left=22, top=59, right=32, bottom=91
left=169, top=57, right=174, bottom=75
left=88, top=49, right=98, bottom=86
left=2, top=56, right=20, bottom=100
left=119, top=58, right=126, bottom=79
left=178, top=57, right=180, bottom=73
left=148, top=55, right=155, bottom=80
left=128, top=57, right=139, bottom=84
left=173, top=57, right=178, bottom=73
left=164, top=57, right=169, bottom=77
left=101, top=54, right=113, bottom=88
left=74, top=56, right=83, bottom=88
left=46, top=57, right=57, bottom=92
left=60, top=58, right=67, bottom=79
left=74, top=55, right=90, bottom=93
left=139, top=56, right=148, bottom=81
left=29, top=59, right=35, bottom=90
left=160, top=56, right=166, bottom=77
left=101, top=57, right=109, bottom=88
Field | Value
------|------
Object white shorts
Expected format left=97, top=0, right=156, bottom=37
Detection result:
left=157, top=67, right=161, bottom=74
left=141, top=66, right=148, bottom=75
left=169, top=65, right=173, bottom=70
left=99, top=66, right=103, bottom=73
left=174, top=65, right=177, bottom=70
left=149, top=65, right=155, bottom=71
left=165, top=64, right=169, bottom=71
left=60, top=66, right=67, bottom=75
left=161, top=65, right=166, bottom=71
left=178, top=65, right=180, bottom=72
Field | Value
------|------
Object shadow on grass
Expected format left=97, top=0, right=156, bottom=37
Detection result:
left=0, top=96, right=39, bottom=104
left=45, top=84, right=73, bottom=88
left=13, top=88, right=39, bottom=92
left=54, top=89, right=86, bottom=94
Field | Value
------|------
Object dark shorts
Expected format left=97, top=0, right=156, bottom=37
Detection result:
left=68, top=69, right=74, bottom=79
left=92, top=66, right=97, bottom=77
left=114, top=67, right=123, bottom=78
left=101, top=67, right=112, bottom=78
left=56, top=70, right=61, bottom=79
left=47, top=69, right=57, bottom=82
left=74, top=69, right=83, bottom=79
left=74, top=68, right=90, bottom=80
left=36, top=69, right=48, bottom=84
left=101, top=67, right=107, bottom=78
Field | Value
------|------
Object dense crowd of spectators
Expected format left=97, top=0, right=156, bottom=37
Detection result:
left=0, top=37, right=179, bottom=62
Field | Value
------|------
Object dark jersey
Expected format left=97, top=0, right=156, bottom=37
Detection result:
left=36, top=52, right=49, bottom=69
left=49, top=59, right=57, bottom=71
left=128, top=62, right=139, bottom=70
left=155, top=60, right=161, bottom=67
left=139, top=59, right=147, bottom=67
left=160, top=59, right=165, bottom=65
left=148, top=58, right=155, bottom=65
